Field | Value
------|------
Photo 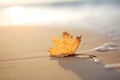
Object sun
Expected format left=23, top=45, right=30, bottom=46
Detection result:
left=9, top=6, right=25, bottom=25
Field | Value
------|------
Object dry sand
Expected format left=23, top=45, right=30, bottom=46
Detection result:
left=0, top=27, right=120, bottom=80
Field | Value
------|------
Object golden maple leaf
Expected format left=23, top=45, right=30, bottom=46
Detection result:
left=48, top=31, right=82, bottom=57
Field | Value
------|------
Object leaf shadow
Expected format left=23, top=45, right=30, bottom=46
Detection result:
left=51, top=57, right=120, bottom=80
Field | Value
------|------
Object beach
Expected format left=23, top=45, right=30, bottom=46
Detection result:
left=0, top=0, right=120, bottom=80
left=0, top=27, right=120, bottom=80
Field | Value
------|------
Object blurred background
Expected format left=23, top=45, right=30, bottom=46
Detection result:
left=0, top=0, right=120, bottom=40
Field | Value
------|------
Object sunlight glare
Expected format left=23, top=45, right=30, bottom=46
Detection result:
left=9, top=6, right=25, bottom=25
left=8, top=6, right=72, bottom=26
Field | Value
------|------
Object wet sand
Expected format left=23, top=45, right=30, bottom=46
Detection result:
left=0, top=27, right=120, bottom=80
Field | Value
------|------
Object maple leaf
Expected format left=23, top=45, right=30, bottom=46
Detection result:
left=48, top=31, right=82, bottom=57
